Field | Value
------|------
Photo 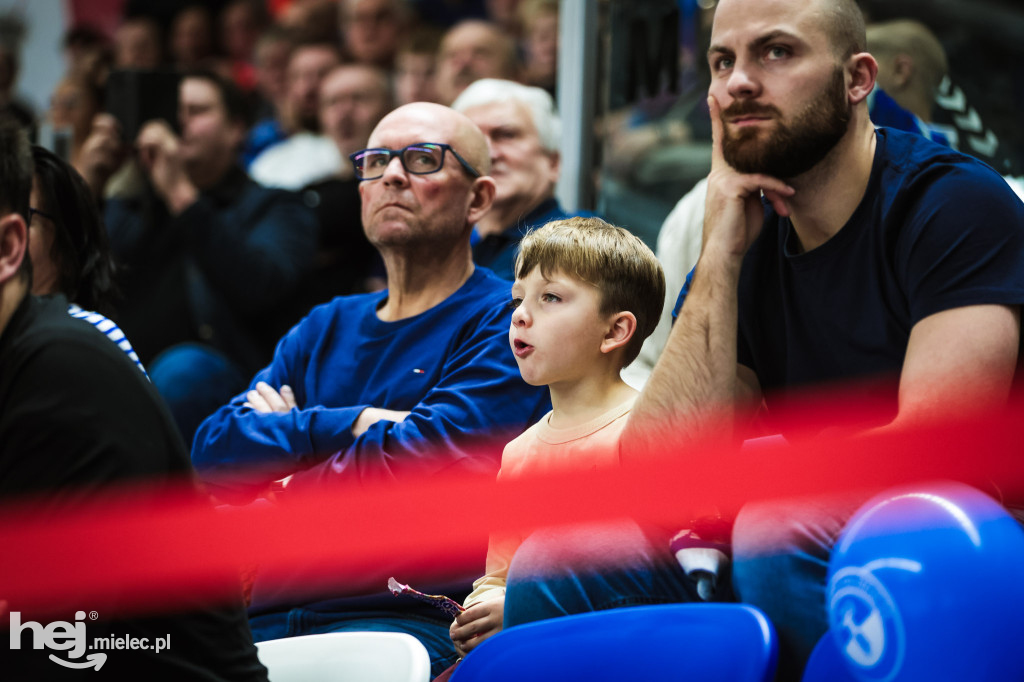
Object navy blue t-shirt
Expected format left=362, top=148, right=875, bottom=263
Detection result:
left=732, top=127, right=1024, bottom=418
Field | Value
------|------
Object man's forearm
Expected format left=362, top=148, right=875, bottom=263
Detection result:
left=625, top=248, right=743, bottom=451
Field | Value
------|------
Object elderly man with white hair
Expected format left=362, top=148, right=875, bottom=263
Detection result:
left=452, top=78, right=589, bottom=280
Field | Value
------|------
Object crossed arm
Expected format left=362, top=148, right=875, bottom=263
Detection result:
left=245, top=381, right=412, bottom=438
left=191, top=300, right=548, bottom=504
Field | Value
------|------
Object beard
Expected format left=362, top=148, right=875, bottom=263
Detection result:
left=721, top=66, right=851, bottom=179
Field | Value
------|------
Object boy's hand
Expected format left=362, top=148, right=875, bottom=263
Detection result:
left=450, top=594, right=504, bottom=658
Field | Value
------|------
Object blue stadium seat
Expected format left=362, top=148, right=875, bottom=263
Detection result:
left=804, top=481, right=1024, bottom=682
left=450, top=603, right=777, bottom=682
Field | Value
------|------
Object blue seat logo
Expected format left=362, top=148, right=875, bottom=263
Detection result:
left=828, top=560, right=918, bottom=681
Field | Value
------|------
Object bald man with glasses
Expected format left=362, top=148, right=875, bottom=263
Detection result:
left=192, top=102, right=549, bottom=677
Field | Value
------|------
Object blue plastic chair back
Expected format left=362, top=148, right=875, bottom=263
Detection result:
left=820, top=482, right=1024, bottom=682
left=801, top=635, right=860, bottom=682
left=450, top=603, right=777, bottom=682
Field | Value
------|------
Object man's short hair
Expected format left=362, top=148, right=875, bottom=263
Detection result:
left=515, top=217, right=665, bottom=367
left=0, top=115, right=33, bottom=281
left=821, top=0, right=867, bottom=60
left=184, top=68, right=254, bottom=128
left=451, top=78, right=561, bottom=153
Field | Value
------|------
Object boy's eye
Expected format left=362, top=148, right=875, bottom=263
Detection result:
left=541, top=293, right=561, bottom=303
left=508, top=297, right=522, bottom=309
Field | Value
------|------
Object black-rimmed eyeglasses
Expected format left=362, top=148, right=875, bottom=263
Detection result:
left=28, top=207, right=56, bottom=224
left=349, top=143, right=482, bottom=181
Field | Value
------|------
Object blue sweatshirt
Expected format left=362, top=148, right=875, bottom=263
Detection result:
left=192, top=267, right=550, bottom=502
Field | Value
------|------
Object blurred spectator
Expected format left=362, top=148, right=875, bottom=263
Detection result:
left=867, top=19, right=1017, bottom=174
left=867, top=19, right=947, bottom=124
left=102, top=70, right=317, bottom=443
left=280, top=0, right=342, bottom=44
left=170, top=4, right=218, bottom=70
left=62, top=24, right=113, bottom=86
left=290, top=63, right=392, bottom=311
left=222, top=0, right=269, bottom=60
left=248, top=41, right=343, bottom=187
left=71, top=114, right=128, bottom=202
left=453, top=78, right=582, bottom=280
left=341, top=0, right=411, bottom=69
left=275, top=40, right=340, bottom=134
left=29, top=144, right=118, bottom=315
left=0, top=43, right=34, bottom=131
left=434, top=20, right=521, bottom=105
left=0, top=116, right=269, bottom=682
left=29, top=144, right=146, bottom=373
left=406, top=0, right=488, bottom=27
left=243, top=38, right=339, bottom=166
left=321, top=63, right=394, bottom=169
left=518, top=0, right=558, bottom=96
left=485, top=0, right=522, bottom=35
left=393, top=26, right=442, bottom=105
left=248, top=26, right=295, bottom=139
left=114, top=15, right=164, bottom=70
left=46, top=75, right=103, bottom=172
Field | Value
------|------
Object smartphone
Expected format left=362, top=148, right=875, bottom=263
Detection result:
left=105, top=69, right=182, bottom=142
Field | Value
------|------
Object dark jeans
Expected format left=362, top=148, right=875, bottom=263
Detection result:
left=731, top=493, right=866, bottom=682
left=503, top=520, right=700, bottom=628
left=249, top=608, right=458, bottom=678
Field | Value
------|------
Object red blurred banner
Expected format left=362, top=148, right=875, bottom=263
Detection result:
left=1, top=393, right=1021, bottom=620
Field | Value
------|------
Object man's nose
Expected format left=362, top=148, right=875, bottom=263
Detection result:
left=727, top=59, right=762, bottom=99
left=380, top=154, right=408, bottom=184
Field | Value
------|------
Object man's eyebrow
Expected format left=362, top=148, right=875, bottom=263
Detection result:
left=708, top=30, right=800, bottom=59
left=707, top=44, right=732, bottom=60
left=750, top=30, right=800, bottom=51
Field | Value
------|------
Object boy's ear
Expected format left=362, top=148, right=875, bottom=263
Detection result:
left=600, top=311, right=637, bottom=355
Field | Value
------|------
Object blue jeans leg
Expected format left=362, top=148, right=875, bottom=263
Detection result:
left=504, top=520, right=700, bottom=628
left=149, top=343, right=248, bottom=449
left=731, top=494, right=865, bottom=682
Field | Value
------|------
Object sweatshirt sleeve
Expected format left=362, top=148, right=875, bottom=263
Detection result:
left=284, top=298, right=548, bottom=492
left=190, top=308, right=372, bottom=504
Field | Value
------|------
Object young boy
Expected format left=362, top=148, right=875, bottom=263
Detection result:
left=448, top=216, right=689, bottom=658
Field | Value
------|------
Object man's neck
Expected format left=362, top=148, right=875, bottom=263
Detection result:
left=377, top=240, right=476, bottom=321
left=475, top=191, right=554, bottom=238
left=786, top=116, right=878, bottom=253
left=0, top=277, right=29, bottom=340
left=547, top=364, right=637, bottom=430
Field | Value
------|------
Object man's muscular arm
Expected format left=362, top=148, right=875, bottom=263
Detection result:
left=883, top=304, right=1020, bottom=432
left=623, top=96, right=793, bottom=452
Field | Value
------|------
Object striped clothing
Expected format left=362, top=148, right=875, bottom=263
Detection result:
left=67, top=303, right=148, bottom=377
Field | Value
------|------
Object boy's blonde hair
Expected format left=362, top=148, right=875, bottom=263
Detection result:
left=514, top=217, right=665, bottom=367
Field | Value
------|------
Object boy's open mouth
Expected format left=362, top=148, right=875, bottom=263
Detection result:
left=512, top=339, right=534, bottom=357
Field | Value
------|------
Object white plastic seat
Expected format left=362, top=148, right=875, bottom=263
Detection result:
left=255, top=632, right=431, bottom=682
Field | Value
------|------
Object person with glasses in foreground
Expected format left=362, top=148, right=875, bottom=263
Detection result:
left=192, top=102, right=550, bottom=677
left=27, top=145, right=146, bottom=374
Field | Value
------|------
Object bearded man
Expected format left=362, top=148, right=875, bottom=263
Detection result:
left=624, top=0, right=1024, bottom=678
